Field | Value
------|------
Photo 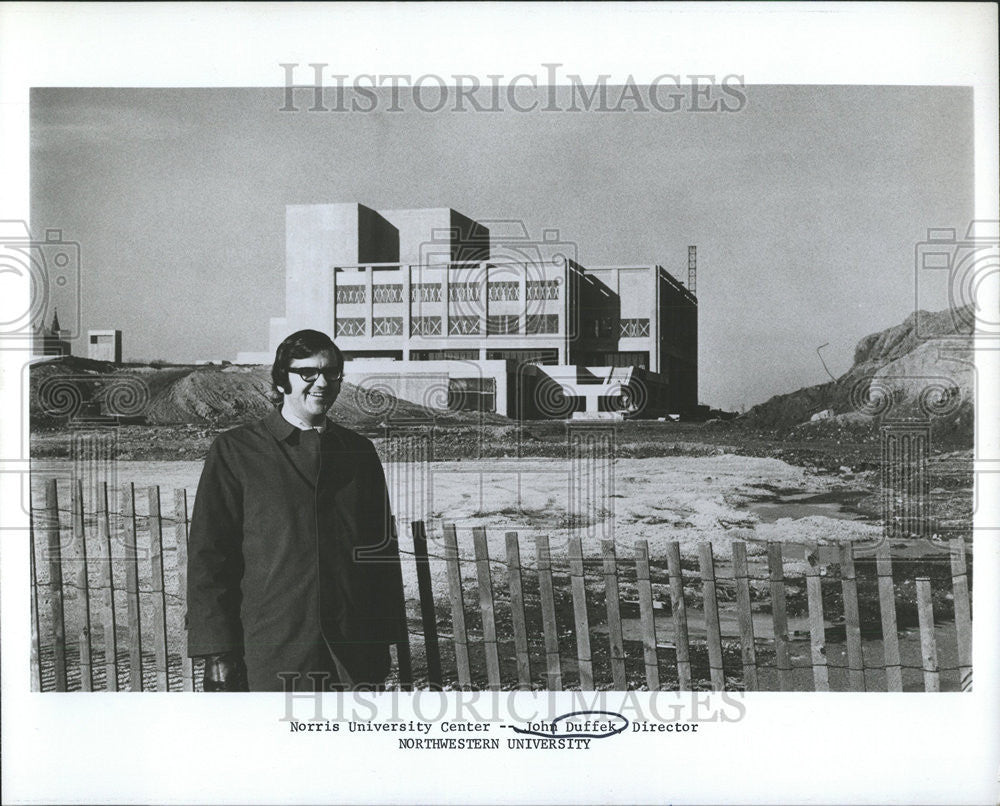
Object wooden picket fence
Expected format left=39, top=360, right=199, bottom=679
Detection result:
left=30, top=477, right=973, bottom=692
left=402, top=523, right=973, bottom=692
left=31, top=478, right=196, bottom=692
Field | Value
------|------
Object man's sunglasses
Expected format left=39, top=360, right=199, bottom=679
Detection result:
left=288, top=367, right=344, bottom=383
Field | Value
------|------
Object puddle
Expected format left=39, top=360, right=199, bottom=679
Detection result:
left=748, top=489, right=873, bottom=523
left=750, top=500, right=865, bottom=522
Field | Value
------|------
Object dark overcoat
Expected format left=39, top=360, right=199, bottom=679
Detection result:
left=186, top=408, right=406, bottom=691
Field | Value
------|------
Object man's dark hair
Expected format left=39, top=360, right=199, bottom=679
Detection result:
left=271, top=329, right=344, bottom=402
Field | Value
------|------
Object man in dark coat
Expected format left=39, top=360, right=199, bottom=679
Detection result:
left=186, top=329, right=407, bottom=692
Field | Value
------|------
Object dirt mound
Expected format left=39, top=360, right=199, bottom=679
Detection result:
left=145, top=364, right=509, bottom=427
left=30, top=358, right=508, bottom=428
left=30, top=356, right=119, bottom=425
left=853, top=306, right=973, bottom=364
left=742, top=305, right=974, bottom=439
left=144, top=367, right=275, bottom=424
left=790, top=412, right=878, bottom=440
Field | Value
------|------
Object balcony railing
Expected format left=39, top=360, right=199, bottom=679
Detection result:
left=335, top=285, right=366, bottom=304
left=448, top=316, right=481, bottom=336
left=620, top=318, right=651, bottom=338
left=373, top=317, right=403, bottom=336
left=373, top=284, right=403, bottom=303
left=488, top=281, right=519, bottom=301
left=335, top=318, right=366, bottom=337
left=411, top=316, right=442, bottom=336
left=411, top=284, right=442, bottom=303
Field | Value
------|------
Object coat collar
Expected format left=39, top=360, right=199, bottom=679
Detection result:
left=263, top=407, right=333, bottom=443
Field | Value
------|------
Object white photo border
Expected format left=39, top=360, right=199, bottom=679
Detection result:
left=1, top=3, right=998, bottom=805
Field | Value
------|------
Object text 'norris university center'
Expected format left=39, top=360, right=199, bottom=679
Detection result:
left=237, top=203, right=698, bottom=419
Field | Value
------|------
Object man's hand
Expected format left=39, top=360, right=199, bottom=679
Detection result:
left=201, top=652, right=248, bottom=692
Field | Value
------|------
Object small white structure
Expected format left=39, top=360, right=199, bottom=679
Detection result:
left=87, top=329, right=122, bottom=363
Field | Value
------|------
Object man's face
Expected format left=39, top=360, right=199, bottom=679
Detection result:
left=284, top=350, right=342, bottom=424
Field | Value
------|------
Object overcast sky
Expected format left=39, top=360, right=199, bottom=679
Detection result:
left=31, top=85, right=972, bottom=411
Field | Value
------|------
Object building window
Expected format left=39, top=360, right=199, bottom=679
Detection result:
left=336, top=285, right=366, bottom=304
left=90, top=335, right=99, bottom=344
left=449, top=377, right=496, bottom=412
left=591, top=316, right=615, bottom=338
left=525, top=314, right=559, bottom=334
left=526, top=280, right=559, bottom=300
left=579, top=351, right=649, bottom=369
left=449, top=316, right=481, bottom=336
left=342, top=350, right=403, bottom=360
left=488, top=281, right=519, bottom=301
left=412, top=349, right=479, bottom=361
left=411, top=283, right=442, bottom=303
left=620, top=318, right=651, bottom=338
left=411, top=316, right=442, bottom=336
left=486, top=348, right=558, bottom=365
left=448, top=282, right=480, bottom=301
left=336, top=318, right=366, bottom=337
left=373, top=284, right=403, bottom=303
left=373, top=317, right=403, bottom=336
left=487, top=314, right=519, bottom=335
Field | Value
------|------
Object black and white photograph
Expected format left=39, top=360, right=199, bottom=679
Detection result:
left=1, top=3, right=998, bottom=804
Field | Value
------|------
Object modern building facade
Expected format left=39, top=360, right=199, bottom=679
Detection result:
left=237, top=203, right=698, bottom=418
